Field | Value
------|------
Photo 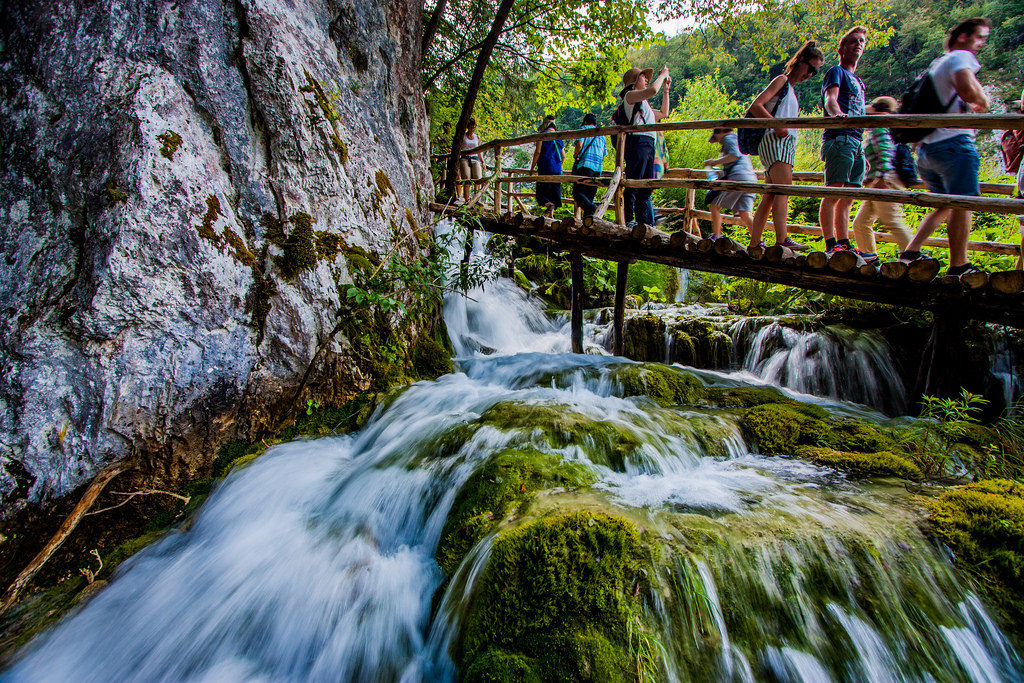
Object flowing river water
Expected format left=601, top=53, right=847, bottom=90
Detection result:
left=3, top=266, right=1022, bottom=681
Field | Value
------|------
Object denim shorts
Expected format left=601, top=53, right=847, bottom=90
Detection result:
left=917, top=134, right=980, bottom=196
left=821, top=135, right=865, bottom=186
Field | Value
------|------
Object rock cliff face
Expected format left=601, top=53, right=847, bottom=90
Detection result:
left=0, top=0, right=431, bottom=512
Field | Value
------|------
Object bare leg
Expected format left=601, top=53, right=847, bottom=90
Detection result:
left=710, top=205, right=723, bottom=237
left=750, top=194, right=774, bottom=248
left=834, top=195, right=853, bottom=241
left=820, top=196, right=837, bottom=241
left=737, top=210, right=753, bottom=232
left=771, top=194, right=790, bottom=244
left=905, top=208, right=951, bottom=253
left=946, top=208, right=971, bottom=267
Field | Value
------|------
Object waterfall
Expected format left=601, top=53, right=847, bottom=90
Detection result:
left=4, top=259, right=1019, bottom=680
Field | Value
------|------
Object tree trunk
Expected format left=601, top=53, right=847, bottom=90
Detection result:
left=444, top=0, right=516, bottom=198
left=421, top=0, right=449, bottom=53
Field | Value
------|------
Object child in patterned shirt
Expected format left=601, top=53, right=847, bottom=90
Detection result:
left=851, top=96, right=913, bottom=262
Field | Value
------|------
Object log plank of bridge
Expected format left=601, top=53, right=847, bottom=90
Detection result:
left=431, top=203, right=1024, bottom=329
left=689, top=209, right=1020, bottom=256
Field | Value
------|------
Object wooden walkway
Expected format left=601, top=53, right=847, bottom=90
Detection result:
left=434, top=113, right=1024, bottom=349
left=432, top=202, right=1024, bottom=335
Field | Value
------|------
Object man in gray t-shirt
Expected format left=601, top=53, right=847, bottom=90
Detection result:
left=901, top=17, right=991, bottom=277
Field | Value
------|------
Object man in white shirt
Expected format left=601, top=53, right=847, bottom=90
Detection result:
left=900, top=17, right=991, bottom=277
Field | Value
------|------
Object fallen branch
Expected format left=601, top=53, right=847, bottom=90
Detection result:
left=2, top=462, right=126, bottom=613
left=85, top=489, right=191, bottom=516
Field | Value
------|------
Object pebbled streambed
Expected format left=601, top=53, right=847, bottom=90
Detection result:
left=3, top=267, right=1021, bottom=681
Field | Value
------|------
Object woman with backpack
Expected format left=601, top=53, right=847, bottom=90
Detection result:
left=620, top=65, right=672, bottom=229
left=746, top=41, right=824, bottom=251
left=850, top=96, right=914, bottom=262
left=458, top=118, right=484, bottom=202
left=530, top=115, right=563, bottom=218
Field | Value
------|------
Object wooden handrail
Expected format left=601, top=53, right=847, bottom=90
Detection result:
left=460, top=114, right=1024, bottom=155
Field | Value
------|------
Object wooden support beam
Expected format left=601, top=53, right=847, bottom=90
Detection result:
left=615, top=134, right=626, bottom=226
left=569, top=251, right=584, bottom=354
left=492, top=147, right=503, bottom=214
left=613, top=261, right=629, bottom=356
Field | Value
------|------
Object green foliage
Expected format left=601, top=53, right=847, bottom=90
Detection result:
left=927, top=479, right=1024, bottom=635
left=892, top=389, right=991, bottom=479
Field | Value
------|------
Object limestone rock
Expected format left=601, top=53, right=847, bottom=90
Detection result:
left=0, top=0, right=431, bottom=511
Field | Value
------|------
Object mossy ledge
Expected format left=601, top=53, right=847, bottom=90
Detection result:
left=611, top=363, right=705, bottom=407
left=457, top=511, right=655, bottom=682
left=436, top=447, right=597, bottom=576
left=926, top=479, right=1024, bottom=639
left=794, top=446, right=924, bottom=481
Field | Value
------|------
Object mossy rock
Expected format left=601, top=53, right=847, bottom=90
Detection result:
left=622, top=315, right=666, bottom=362
left=817, top=419, right=897, bottom=454
left=927, top=479, right=1024, bottom=637
left=794, top=446, right=924, bottom=481
left=612, top=363, right=705, bottom=407
left=464, top=650, right=542, bottom=683
left=279, top=212, right=318, bottom=279
left=412, top=334, right=453, bottom=379
left=513, top=269, right=532, bottom=291
left=740, top=402, right=828, bottom=454
left=436, top=447, right=597, bottom=576
left=702, top=386, right=791, bottom=409
left=669, top=332, right=697, bottom=365
left=477, top=402, right=644, bottom=471
left=458, top=511, right=650, bottom=680
left=670, top=316, right=733, bottom=367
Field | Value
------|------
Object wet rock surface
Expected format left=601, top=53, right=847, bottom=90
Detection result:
left=0, top=0, right=431, bottom=510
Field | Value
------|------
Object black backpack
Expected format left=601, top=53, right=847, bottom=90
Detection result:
left=738, top=80, right=790, bottom=155
left=893, top=141, right=919, bottom=188
left=610, top=89, right=645, bottom=149
left=891, top=70, right=957, bottom=144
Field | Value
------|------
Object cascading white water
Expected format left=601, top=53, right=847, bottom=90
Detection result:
left=4, top=233, right=1020, bottom=681
left=729, top=317, right=908, bottom=415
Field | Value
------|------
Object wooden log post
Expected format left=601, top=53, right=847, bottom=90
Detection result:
left=613, top=261, right=629, bottom=356
left=570, top=251, right=585, bottom=354
left=493, top=147, right=503, bottom=214
left=615, top=134, right=626, bottom=226
left=880, top=261, right=909, bottom=280
left=827, top=250, right=865, bottom=274
left=991, top=270, right=1024, bottom=295
left=908, top=258, right=941, bottom=283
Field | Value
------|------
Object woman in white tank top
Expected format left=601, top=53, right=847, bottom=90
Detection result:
left=746, top=41, right=824, bottom=251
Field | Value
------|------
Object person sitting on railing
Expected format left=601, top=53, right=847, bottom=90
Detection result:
left=820, top=26, right=869, bottom=254
left=703, top=128, right=757, bottom=241
left=458, top=118, right=484, bottom=202
left=747, top=41, right=825, bottom=251
left=899, top=17, right=991, bottom=277
left=572, top=113, right=607, bottom=218
left=530, top=115, right=563, bottom=218
left=850, top=96, right=913, bottom=263
left=620, top=64, right=672, bottom=230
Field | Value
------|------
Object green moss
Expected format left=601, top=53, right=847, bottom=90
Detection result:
left=514, top=269, right=531, bottom=290
left=411, top=334, right=453, bottom=379
left=794, top=446, right=924, bottom=480
left=670, top=332, right=696, bottom=365
left=464, top=650, right=541, bottom=683
left=341, top=244, right=379, bottom=275
left=817, top=419, right=897, bottom=453
left=702, top=386, right=791, bottom=409
left=261, top=213, right=287, bottom=247
left=104, top=182, right=128, bottom=204
left=740, top=403, right=827, bottom=454
left=622, top=315, right=666, bottom=362
left=156, top=130, right=183, bottom=160
left=670, top=316, right=733, bottom=367
left=279, top=212, right=318, bottom=279
left=458, top=511, right=649, bottom=680
left=330, top=133, right=348, bottom=162
left=477, top=402, right=643, bottom=470
left=927, top=479, right=1024, bottom=636
left=195, top=195, right=222, bottom=245
left=300, top=70, right=340, bottom=123
left=613, top=364, right=705, bottom=407
left=314, top=230, right=344, bottom=260
left=436, top=447, right=597, bottom=576
left=222, top=227, right=256, bottom=267
left=375, top=169, right=395, bottom=198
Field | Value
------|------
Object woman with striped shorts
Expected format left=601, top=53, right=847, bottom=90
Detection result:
left=747, top=41, right=824, bottom=250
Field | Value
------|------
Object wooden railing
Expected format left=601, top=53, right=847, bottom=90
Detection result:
left=437, top=114, right=1024, bottom=258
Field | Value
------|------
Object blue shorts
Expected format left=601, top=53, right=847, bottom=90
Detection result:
left=917, top=134, right=980, bottom=197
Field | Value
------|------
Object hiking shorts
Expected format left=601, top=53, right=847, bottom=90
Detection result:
left=918, top=134, right=980, bottom=197
left=758, top=132, right=796, bottom=170
left=822, top=135, right=865, bottom=186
